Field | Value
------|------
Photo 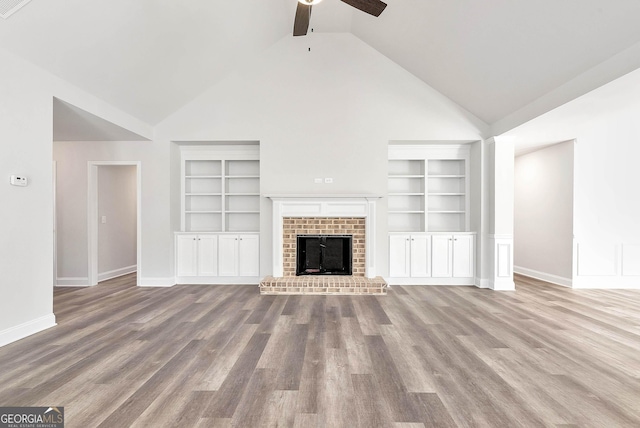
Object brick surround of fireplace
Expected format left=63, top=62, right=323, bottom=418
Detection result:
left=261, top=195, right=387, bottom=295
left=282, top=217, right=366, bottom=277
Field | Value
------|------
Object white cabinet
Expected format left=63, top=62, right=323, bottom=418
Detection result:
left=389, top=234, right=431, bottom=278
left=176, top=234, right=218, bottom=277
left=431, top=234, right=475, bottom=279
left=388, top=233, right=475, bottom=285
left=176, top=233, right=259, bottom=283
left=389, top=235, right=411, bottom=277
left=452, top=234, right=474, bottom=278
left=218, top=234, right=259, bottom=277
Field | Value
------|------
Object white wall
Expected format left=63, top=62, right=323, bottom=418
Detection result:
left=0, top=45, right=153, bottom=346
left=514, top=141, right=574, bottom=286
left=53, top=141, right=172, bottom=286
left=503, top=67, right=640, bottom=288
left=98, top=165, right=137, bottom=281
left=157, top=33, right=489, bottom=278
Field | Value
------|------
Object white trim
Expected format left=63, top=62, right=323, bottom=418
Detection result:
left=475, top=277, right=490, bottom=288
left=0, top=314, right=56, bottom=348
left=53, top=160, right=57, bottom=287
left=385, top=277, right=475, bottom=286
left=138, top=277, right=176, bottom=287
left=56, top=277, right=90, bottom=287
left=572, top=276, right=640, bottom=289
left=488, top=235, right=515, bottom=290
left=514, top=266, right=572, bottom=288
left=175, top=276, right=260, bottom=285
left=98, top=265, right=137, bottom=282
left=88, top=161, right=142, bottom=287
left=268, top=195, right=379, bottom=278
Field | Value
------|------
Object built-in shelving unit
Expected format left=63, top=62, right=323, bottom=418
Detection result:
left=181, top=145, right=260, bottom=233
left=388, top=145, right=470, bottom=233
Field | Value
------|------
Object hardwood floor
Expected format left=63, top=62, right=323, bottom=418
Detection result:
left=2, top=274, right=640, bottom=427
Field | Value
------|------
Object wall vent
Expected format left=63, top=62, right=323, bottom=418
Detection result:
left=0, top=0, right=32, bottom=19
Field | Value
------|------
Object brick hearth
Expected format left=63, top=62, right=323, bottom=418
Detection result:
left=260, top=215, right=387, bottom=295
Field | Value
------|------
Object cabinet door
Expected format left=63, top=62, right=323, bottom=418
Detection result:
left=452, top=235, right=474, bottom=278
left=198, top=235, right=218, bottom=276
left=176, top=235, right=198, bottom=276
left=389, top=235, right=410, bottom=277
left=431, top=235, right=452, bottom=278
left=238, top=234, right=260, bottom=276
left=410, top=235, right=431, bottom=277
left=218, top=235, right=239, bottom=276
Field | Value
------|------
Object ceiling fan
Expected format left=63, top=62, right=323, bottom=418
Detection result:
left=294, top=0, right=387, bottom=37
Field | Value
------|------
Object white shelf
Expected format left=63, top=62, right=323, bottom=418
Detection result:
left=181, top=151, right=259, bottom=233
left=388, top=147, right=470, bottom=233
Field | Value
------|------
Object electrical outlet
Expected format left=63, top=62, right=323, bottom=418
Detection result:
left=324, top=178, right=333, bottom=184
left=9, top=175, right=28, bottom=187
left=314, top=178, right=323, bottom=184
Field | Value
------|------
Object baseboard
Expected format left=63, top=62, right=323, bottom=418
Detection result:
left=573, top=276, right=640, bottom=289
left=175, top=276, right=261, bottom=285
left=56, top=277, right=90, bottom=287
left=475, top=277, right=490, bottom=289
left=0, top=314, right=57, bottom=348
left=491, top=277, right=516, bottom=291
left=98, top=265, right=137, bottom=282
left=138, top=277, right=176, bottom=287
left=514, top=266, right=572, bottom=288
left=384, top=277, right=476, bottom=286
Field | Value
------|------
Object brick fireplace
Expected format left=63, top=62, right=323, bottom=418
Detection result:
left=261, top=195, right=387, bottom=295
left=283, top=217, right=365, bottom=277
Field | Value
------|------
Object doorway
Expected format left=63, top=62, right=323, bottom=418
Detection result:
left=88, top=161, right=142, bottom=286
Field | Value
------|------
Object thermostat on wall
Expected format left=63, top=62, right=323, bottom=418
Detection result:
left=10, top=175, right=28, bottom=187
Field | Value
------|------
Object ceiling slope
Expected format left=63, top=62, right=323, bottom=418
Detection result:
left=3, top=0, right=640, bottom=130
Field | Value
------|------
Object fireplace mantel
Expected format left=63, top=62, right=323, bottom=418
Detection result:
left=267, top=195, right=381, bottom=278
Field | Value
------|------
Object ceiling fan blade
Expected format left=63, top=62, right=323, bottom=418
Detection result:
left=340, top=0, right=387, bottom=17
left=293, top=3, right=312, bottom=37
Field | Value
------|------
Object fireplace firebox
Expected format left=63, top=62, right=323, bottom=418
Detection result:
left=296, top=235, right=352, bottom=276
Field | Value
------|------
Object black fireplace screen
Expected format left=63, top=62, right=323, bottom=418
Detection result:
left=296, top=235, right=352, bottom=276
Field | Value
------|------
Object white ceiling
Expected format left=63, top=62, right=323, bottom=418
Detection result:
left=3, top=0, right=640, bottom=130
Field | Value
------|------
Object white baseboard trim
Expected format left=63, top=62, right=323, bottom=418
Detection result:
left=175, top=276, right=261, bottom=285
left=491, top=277, right=516, bottom=291
left=475, top=278, right=490, bottom=289
left=384, top=277, right=476, bottom=286
left=98, top=265, right=137, bottom=282
left=56, top=277, right=91, bottom=287
left=138, top=277, right=176, bottom=287
left=514, top=266, right=572, bottom=288
left=573, top=276, right=640, bottom=289
left=0, top=314, right=57, bottom=348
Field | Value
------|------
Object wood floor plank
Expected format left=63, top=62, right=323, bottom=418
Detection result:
left=1, top=275, right=640, bottom=427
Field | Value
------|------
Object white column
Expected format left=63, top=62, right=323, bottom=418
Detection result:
left=486, top=137, right=515, bottom=290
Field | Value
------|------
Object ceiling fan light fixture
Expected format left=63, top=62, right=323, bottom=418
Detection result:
left=298, top=0, right=323, bottom=5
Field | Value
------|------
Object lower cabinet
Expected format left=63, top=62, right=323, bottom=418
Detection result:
left=176, top=233, right=259, bottom=283
left=389, top=233, right=475, bottom=285
left=218, top=234, right=260, bottom=277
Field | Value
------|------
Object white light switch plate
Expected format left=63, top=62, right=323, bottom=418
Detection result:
left=10, top=175, right=28, bottom=187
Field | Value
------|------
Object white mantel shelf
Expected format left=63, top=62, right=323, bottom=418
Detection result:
left=269, top=195, right=379, bottom=278
left=265, top=194, right=384, bottom=199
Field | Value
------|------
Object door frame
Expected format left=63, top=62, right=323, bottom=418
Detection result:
left=88, top=161, right=142, bottom=286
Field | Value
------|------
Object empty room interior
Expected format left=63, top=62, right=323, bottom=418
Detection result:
left=1, top=0, right=640, bottom=426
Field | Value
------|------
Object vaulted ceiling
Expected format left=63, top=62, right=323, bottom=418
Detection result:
left=2, top=0, right=640, bottom=130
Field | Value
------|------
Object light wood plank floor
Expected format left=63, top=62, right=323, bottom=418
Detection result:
left=1, top=274, right=640, bottom=427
